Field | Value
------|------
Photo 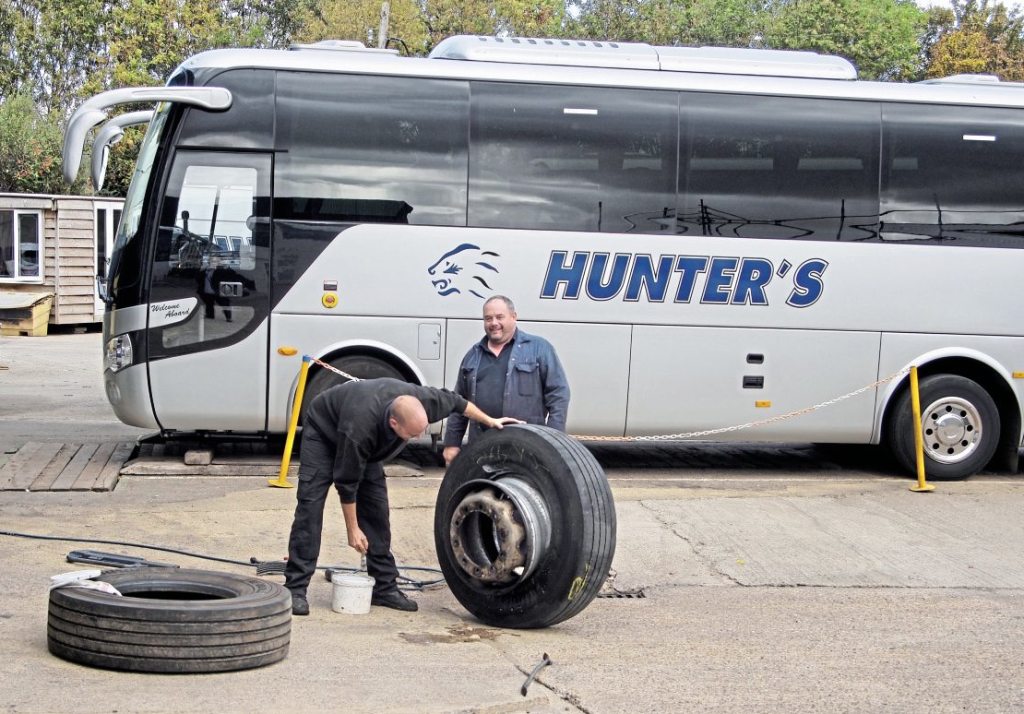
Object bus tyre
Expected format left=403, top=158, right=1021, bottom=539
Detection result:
left=302, top=355, right=404, bottom=414
left=887, top=374, right=1000, bottom=480
left=47, top=568, right=291, bottom=673
left=434, top=424, right=616, bottom=629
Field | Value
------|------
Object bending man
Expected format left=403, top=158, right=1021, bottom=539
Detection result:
left=284, top=377, right=520, bottom=616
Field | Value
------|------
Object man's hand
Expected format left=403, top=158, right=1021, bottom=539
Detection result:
left=463, top=402, right=524, bottom=432
left=347, top=527, right=369, bottom=555
left=341, top=501, right=368, bottom=554
left=443, top=446, right=461, bottom=466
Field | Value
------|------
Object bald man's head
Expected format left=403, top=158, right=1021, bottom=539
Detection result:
left=389, top=395, right=429, bottom=440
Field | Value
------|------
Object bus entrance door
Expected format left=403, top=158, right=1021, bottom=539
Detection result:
left=145, top=151, right=272, bottom=432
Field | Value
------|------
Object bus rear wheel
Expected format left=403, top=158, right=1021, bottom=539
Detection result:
left=301, top=355, right=404, bottom=415
left=887, top=374, right=1000, bottom=480
left=435, top=424, right=616, bottom=629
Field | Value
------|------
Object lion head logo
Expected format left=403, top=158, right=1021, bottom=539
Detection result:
left=427, top=243, right=500, bottom=299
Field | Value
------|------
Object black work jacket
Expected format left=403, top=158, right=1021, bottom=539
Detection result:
left=304, top=378, right=467, bottom=502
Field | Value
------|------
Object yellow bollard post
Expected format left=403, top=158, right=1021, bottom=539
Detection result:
left=909, top=365, right=935, bottom=492
left=269, top=355, right=311, bottom=489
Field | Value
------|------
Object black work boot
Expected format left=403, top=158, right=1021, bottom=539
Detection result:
left=291, top=593, right=310, bottom=616
left=370, top=590, right=418, bottom=612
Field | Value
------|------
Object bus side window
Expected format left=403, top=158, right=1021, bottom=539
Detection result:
left=679, top=93, right=880, bottom=242
left=882, top=104, right=1024, bottom=247
left=275, top=73, right=468, bottom=227
left=469, top=82, right=678, bottom=234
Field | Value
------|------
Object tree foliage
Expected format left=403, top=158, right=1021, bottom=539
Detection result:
left=764, top=0, right=927, bottom=80
left=926, top=0, right=1024, bottom=80
left=293, top=0, right=430, bottom=52
left=0, top=91, right=85, bottom=193
left=3, top=0, right=1024, bottom=196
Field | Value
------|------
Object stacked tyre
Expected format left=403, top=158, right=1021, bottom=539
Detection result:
left=48, top=568, right=291, bottom=673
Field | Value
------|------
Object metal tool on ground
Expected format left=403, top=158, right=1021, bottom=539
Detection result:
left=521, top=652, right=552, bottom=696
left=66, top=549, right=179, bottom=568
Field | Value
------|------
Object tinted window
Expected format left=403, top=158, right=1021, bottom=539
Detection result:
left=882, top=104, right=1024, bottom=247
left=679, top=94, right=880, bottom=241
left=176, top=69, right=275, bottom=150
left=275, top=73, right=469, bottom=226
left=150, top=151, right=270, bottom=356
left=469, top=82, right=678, bottom=233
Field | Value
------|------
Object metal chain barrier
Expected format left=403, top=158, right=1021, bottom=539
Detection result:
left=303, top=354, right=911, bottom=444
left=575, top=365, right=912, bottom=442
left=308, top=355, right=361, bottom=381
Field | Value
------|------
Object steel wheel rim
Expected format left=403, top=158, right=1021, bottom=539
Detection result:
left=447, top=477, right=551, bottom=587
left=921, top=396, right=983, bottom=464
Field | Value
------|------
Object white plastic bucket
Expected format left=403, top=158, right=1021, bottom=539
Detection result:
left=331, top=573, right=374, bottom=615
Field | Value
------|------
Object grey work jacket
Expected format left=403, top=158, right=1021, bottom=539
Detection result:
left=442, top=329, right=570, bottom=447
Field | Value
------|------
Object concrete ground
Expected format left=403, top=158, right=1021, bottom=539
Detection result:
left=3, top=471, right=1024, bottom=713
left=2, top=333, right=1024, bottom=712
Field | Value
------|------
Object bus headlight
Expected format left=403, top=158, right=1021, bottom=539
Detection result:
left=105, top=334, right=133, bottom=373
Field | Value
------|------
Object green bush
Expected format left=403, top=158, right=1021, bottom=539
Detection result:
left=0, top=92, right=87, bottom=194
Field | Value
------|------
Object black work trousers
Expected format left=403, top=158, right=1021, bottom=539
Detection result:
left=283, top=428, right=399, bottom=597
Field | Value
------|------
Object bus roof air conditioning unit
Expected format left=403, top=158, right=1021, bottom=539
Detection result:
left=429, top=35, right=857, bottom=80
left=290, top=40, right=399, bottom=56
left=429, top=36, right=661, bottom=70
left=656, top=46, right=857, bottom=80
left=919, top=74, right=1024, bottom=88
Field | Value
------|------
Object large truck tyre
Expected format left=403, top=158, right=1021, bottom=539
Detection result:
left=435, top=425, right=616, bottom=629
left=887, top=373, right=1000, bottom=480
left=48, top=568, right=291, bottom=673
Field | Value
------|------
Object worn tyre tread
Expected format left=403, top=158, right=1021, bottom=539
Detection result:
left=48, top=628, right=291, bottom=659
left=48, top=601, right=292, bottom=634
left=48, top=611, right=291, bottom=647
left=47, top=639, right=288, bottom=674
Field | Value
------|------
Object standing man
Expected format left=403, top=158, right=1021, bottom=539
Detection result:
left=285, top=377, right=520, bottom=616
left=443, top=295, right=570, bottom=466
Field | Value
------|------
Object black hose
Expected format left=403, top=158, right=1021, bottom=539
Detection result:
left=0, top=528, right=444, bottom=589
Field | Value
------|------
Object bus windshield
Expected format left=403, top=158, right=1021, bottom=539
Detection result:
left=107, top=103, right=171, bottom=298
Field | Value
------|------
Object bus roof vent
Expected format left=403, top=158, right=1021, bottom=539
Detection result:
left=430, top=35, right=857, bottom=79
left=290, top=39, right=399, bottom=56
left=919, top=73, right=1024, bottom=87
left=656, top=46, right=857, bottom=80
left=429, top=35, right=661, bottom=70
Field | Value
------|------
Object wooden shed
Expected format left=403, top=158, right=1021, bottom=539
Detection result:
left=0, top=193, right=123, bottom=330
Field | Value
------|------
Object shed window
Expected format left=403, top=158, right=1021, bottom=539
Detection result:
left=0, top=210, right=42, bottom=280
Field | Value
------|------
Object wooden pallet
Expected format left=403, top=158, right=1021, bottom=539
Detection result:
left=0, top=441, right=135, bottom=492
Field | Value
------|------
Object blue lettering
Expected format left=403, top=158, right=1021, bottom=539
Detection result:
left=540, top=250, right=587, bottom=299
left=673, top=256, right=709, bottom=303
left=787, top=258, right=828, bottom=307
left=732, top=258, right=772, bottom=306
left=586, top=253, right=630, bottom=301
left=540, top=250, right=826, bottom=308
left=624, top=255, right=675, bottom=302
left=701, top=257, right=738, bottom=304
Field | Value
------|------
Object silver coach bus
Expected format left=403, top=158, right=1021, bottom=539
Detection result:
left=64, top=36, right=1024, bottom=479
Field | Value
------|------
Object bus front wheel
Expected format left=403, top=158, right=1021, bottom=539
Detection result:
left=301, top=355, right=404, bottom=415
left=886, top=374, right=1000, bottom=480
